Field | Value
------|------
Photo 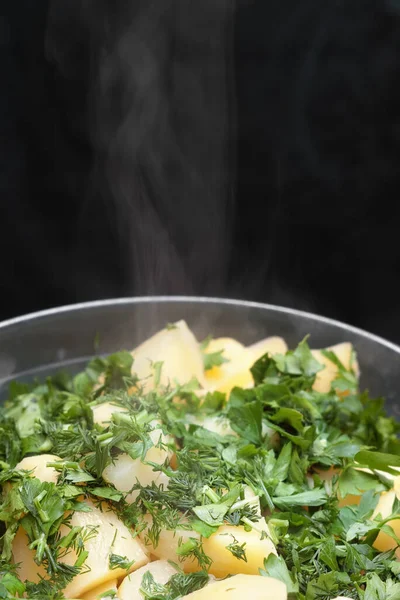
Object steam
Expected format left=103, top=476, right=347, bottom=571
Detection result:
left=46, top=0, right=235, bottom=298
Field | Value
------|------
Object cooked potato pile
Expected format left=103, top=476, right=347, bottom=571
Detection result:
left=0, top=320, right=399, bottom=599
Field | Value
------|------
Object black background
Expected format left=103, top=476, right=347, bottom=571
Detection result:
left=1, top=0, right=400, bottom=341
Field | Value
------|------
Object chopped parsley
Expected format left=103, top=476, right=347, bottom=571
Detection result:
left=0, top=337, right=399, bottom=599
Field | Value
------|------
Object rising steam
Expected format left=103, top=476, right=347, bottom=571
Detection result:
left=46, top=0, right=235, bottom=298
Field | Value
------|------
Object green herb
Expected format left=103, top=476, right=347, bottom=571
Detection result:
left=109, top=553, right=135, bottom=571
left=139, top=570, right=209, bottom=600
left=0, top=338, right=399, bottom=599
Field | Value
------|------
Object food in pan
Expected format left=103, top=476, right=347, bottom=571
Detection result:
left=0, top=320, right=399, bottom=599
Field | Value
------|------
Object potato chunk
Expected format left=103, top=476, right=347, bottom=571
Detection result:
left=248, top=336, right=288, bottom=362
left=203, top=524, right=277, bottom=577
left=81, top=579, right=118, bottom=599
left=140, top=517, right=276, bottom=577
left=13, top=499, right=149, bottom=597
left=204, top=336, right=288, bottom=395
left=139, top=516, right=201, bottom=571
left=131, top=320, right=206, bottom=389
left=118, top=560, right=177, bottom=600
left=181, top=574, right=287, bottom=599
left=204, top=338, right=255, bottom=393
left=12, top=527, right=47, bottom=584
left=15, top=454, right=61, bottom=484
left=102, top=421, right=171, bottom=502
left=311, top=343, right=358, bottom=393
left=371, top=490, right=400, bottom=557
left=92, top=403, right=127, bottom=428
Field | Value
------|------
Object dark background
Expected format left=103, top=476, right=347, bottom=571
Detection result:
left=1, top=0, right=400, bottom=341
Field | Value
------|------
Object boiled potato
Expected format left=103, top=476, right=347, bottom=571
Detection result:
left=204, top=336, right=288, bottom=395
left=204, top=337, right=254, bottom=393
left=139, top=515, right=201, bottom=570
left=314, top=465, right=400, bottom=508
left=197, top=415, right=237, bottom=437
left=248, top=336, right=288, bottom=362
left=131, top=320, right=206, bottom=389
left=140, top=513, right=276, bottom=576
left=181, top=574, right=287, bottom=600
left=371, top=490, right=400, bottom=557
left=15, top=454, right=61, bottom=484
left=118, top=560, right=177, bottom=600
left=12, top=527, right=48, bottom=584
left=102, top=421, right=171, bottom=502
left=314, top=466, right=363, bottom=508
left=312, top=343, right=359, bottom=393
left=203, top=524, right=277, bottom=577
left=81, top=579, right=118, bottom=600
left=393, top=474, right=400, bottom=499
left=13, top=499, right=149, bottom=597
left=92, top=403, right=127, bottom=427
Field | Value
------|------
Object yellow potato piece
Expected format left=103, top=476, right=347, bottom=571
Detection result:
left=312, top=343, right=359, bottom=393
left=118, top=560, right=177, bottom=600
left=203, top=524, right=277, bottom=578
left=12, top=527, right=48, bottom=584
left=81, top=579, right=118, bottom=600
left=204, top=338, right=254, bottom=393
left=248, top=336, right=288, bottom=362
left=92, top=403, right=127, bottom=428
left=15, top=454, right=61, bottom=484
left=314, top=465, right=400, bottom=508
left=63, top=500, right=149, bottom=597
left=13, top=499, right=149, bottom=597
left=102, top=421, right=171, bottom=502
left=372, top=490, right=400, bottom=558
left=243, top=486, right=262, bottom=518
left=181, top=574, right=287, bottom=600
left=393, top=474, right=400, bottom=500
left=196, top=415, right=237, bottom=437
left=139, top=516, right=201, bottom=570
left=140, top=514, right=276, bottom=576
left=204, top=336, right=288, bottom=395
left=131, top=320, right=206, bottom=390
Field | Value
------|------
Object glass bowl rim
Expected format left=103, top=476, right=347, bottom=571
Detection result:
left=0, top=295, right=398, bottom=355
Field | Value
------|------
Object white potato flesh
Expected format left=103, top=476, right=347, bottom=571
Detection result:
left=204, top=336, right=288, bottom=395
left=199, top=416, right=237, bottom=437
left=204, top=338, right=255, bottom=393
left=131, top=320, right=206, bottom=389
left=63, top=499, right=149, bottom=597
left=118, top=560, right=177, bottom=600
left=181, top=574, right=287, bottom=600
left=313, top=465, right=400, bottom=508
left=12, top=527, right=48, bottom=584
left=102, top=421, right=171, bottom=502
left=140, top=514, right=276, bottom=576
left=248, top=336, right=288, bottom=362
left=13, top=499, right=149, bottom=597
left=393, top=474, right=400, bottom=499
left=311, top=343, right=359, bottom=393
left=81, top=579, right=118, bottom=600
left=371, top=490, right=400, bottom=557
left=15, top=454, right=61, bottom=484
left=243, top=486, right=262, bottom=517
left=203, top=524, right=277, bottom=577
left=92, top=403, right=127, bottom=427
left=139, top=516, right=201, bottom=570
